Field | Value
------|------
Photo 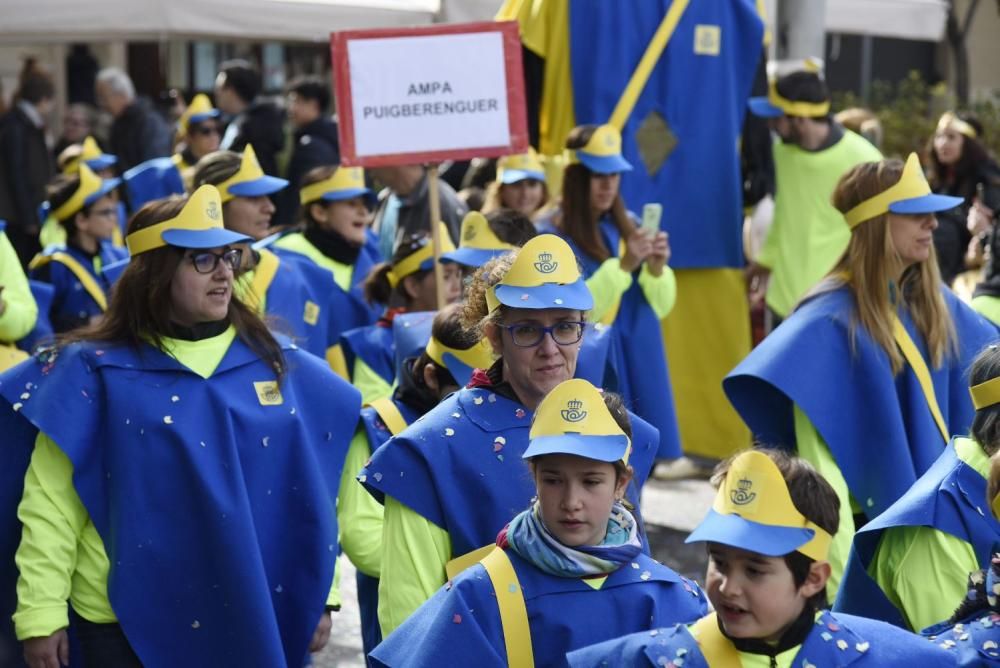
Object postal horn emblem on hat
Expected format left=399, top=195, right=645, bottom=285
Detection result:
left=534, top=252, right=558, bottom=274
left=560, top=399, right=587, bottom=423
left=730, top=477, right=757, bottom=506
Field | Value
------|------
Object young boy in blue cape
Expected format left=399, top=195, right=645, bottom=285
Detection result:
left=837, top=343, right=1000, bottom=630
left=566, top=449, right=953, bottom=667
left=370, top=378, right=705, bottom=668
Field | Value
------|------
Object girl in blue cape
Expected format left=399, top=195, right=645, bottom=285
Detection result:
left=536, top=123, right=682, bottom=464
left=837, top=343, right=1000, bottom=629
left=481, top=149, right=552, bottom=221
left=29, top=164, right=127, bottom=334
left=359, top=234, right=662, bottom=639
left=339, top=226, right=462, bottom=403
left=0, top=185, right=361, bottom=668
left=725, top=153, right=999, bottom=594
left=191, top=145, right=350, bottom=364
left=339, top=302, right=494, bottom=660
left=370, top=378, right=706, bottom=668
left=566, top=449, right=953, bottom=668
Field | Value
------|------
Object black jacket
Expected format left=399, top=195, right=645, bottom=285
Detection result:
left=0, top=104, right=53, bottom=231
left=109, top=98, right=173, bottom=172
left=275, top=117, right=340, bottom=226
left=225, top=100, right=285, bottom=178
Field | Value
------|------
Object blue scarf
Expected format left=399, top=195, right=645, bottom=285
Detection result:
left=505, top=501, right=642, bottom=578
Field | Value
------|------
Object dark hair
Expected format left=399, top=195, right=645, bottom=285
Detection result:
left=16, top=59, right=55, bottom=104
left=286, top=76, right=330, bottom=113
left=59, top=196, right=286, bottom=382
left=192, top=150, right=242, bottom=193
left=971, top=345, right=1000, bottom=456
left=926, top=112, right=993, bottom=200
left=218, top=60, right=260, bottom=104
left=561, top=125, right=635, bottom=261
left=485, top=208, right=538, bottom=247
left=774, top=71, right=829, bottom=118
left=411, top=302, right=482, bottom=390
left=46, top=174, right=94, bottom=236
left=712, top=448, right=841, bottom=610
left=363, top=233, right=432, bottom=307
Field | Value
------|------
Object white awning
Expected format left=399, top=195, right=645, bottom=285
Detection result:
left=826, top=0, right=949, bottom=41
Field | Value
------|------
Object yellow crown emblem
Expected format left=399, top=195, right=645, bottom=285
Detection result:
left=560, top=399, right=587, bottom=422
left=534, top=252, right=558, bottom=274
left=464, top=224, right=477, bottom=241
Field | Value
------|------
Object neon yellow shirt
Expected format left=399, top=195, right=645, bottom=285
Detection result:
left=971, top=294, right=1000, bottom=327
left=337, top=428, right=385, bottom=578
left=0, top=229, right=38, bottom=343
left=586, top=258, right=677, bottom=323
left=757, top=131, right=881, bottom=317
left=273, top=232, right=354, bottom=292
left=869, top=436, right=985, bottom=631
left=353, top=358, right=394, bottom=406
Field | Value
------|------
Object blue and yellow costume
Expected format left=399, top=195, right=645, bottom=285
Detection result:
left=921, top=549, right=1000, bottom=665
left=29, top=164, right=127, bottom=334
left=0, top=221, right=37, bottom=372
left=369, top=379, right=705, bottom=667
left=0, top=185, right=361, bottom=667
left=360, top=236, right=661, bottom=637
left=724, top=154, right=1000, bottom=590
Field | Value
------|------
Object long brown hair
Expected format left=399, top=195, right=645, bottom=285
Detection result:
left=808, top=158, right=956, bottom=374
left=60, top=197, right=287, bottom=381
left=558, top=125, right=634, bottom=261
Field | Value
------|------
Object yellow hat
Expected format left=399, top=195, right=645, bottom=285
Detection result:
left=573, top=124, right=633, bottom=174
left=125, top=184, right=252, bottom=256
left=385, top=222, right=456, bottom=289
left=686, top=450, right=832, bottom=561
left=971, top=375, right=1000, bottom=410
left=299, top=165, right=374, bottom=206
left=441, top=211, right=516, bottom=268
left=215, top=145, right=289, bottom=204
left=497, top=149, right=546, bottom=185
left=486, top=234, right=593, bottom=313
left=178, top=94, right=220, bottom=137
left=937, top=111, right=978, bottom=140
left=524, top=378, right=631, bottom=464
left=425, top=336, right=494, bottom=387
left=843, top=153, right=964, bottom=228
left=61, top=136, right=117, bottom=175
left=51, top=163, right=121, bottom=221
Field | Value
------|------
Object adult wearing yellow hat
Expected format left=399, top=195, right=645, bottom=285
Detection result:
left=360, top=235, right=662, bottom=638
left=726, top=154, right=999, bottom=595
left=172, top=94, right=222, bottom=177
left=370, top=378, right=706, bottom=667
left=482, top=149, right=551, bottom=220
left=0, top=185, right=361, bottom=667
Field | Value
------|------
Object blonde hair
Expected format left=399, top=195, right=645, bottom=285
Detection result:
left=807, top=158, right=956, bottom=374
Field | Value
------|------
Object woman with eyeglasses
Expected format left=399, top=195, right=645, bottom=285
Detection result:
left=359, top=234, right=661, bottom=638
left=28, top=164, right=126, bottom=335
left=0, top=185, right=361, bottom=668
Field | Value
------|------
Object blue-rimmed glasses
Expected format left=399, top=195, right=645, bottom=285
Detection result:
left=188, top=248, right=242, bottom=274
left=502, top=321, right=585, bottom=347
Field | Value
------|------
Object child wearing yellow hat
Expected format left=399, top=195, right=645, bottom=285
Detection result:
left=369, top=378, right=705, bottom=667
left=568, top=448, right=953, bottom=667
left=482, top=149, right=551, bottom=220
left=441, top=209, right=536, bottom=272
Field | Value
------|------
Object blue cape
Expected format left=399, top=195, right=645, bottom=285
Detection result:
left=724, top=287, right=998, bottom=518
left=370, top=550, right=706, bottom=668
left=359, top=386, right=659, bottom=557
left=836, top=441, right=1000, bottom=627
left=0, top=337, right=361, bottom=667
left=29, top=242, right=128, bottom=334
left=923, top=607, right=1000, bottom=666
left=342, top=321, right=396, bottom=386
left=566, top=609, right=954, bottom=667
left=122, top=157, right=185, bottom=212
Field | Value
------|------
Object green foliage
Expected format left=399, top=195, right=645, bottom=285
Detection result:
left=831, top=70, right=1000, bottom=159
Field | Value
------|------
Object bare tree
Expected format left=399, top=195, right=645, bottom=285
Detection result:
left=945, top=0, right=982, bottom=104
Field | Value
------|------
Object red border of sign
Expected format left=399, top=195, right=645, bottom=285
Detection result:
left=331, top=21, right=528, bottom=168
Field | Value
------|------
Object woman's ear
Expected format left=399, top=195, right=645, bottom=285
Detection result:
left=421, top=362, right=440, bottom=394
left=483, top=322, right=503, bottom=356
left=799, top=560, right=831, bottom=599
left=400, top=274, right=421, bottom=301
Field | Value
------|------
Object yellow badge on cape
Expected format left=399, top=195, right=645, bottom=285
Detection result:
left=694, top=25, right=721, bottom=56
left=253, top=381, right=283, bottom=406
left=303, top=300, right=320, bottom=326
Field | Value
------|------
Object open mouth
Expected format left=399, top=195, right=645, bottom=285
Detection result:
left=718, top=603, right=749, bottom=622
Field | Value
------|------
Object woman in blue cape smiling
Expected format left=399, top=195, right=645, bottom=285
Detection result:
left=0, top=185, right=361, bottom=668
left=369, top=378, right=705, bottom=668
left=359, top=234, right=661, bottom=639
left=724, top=154, right=999, bottom=594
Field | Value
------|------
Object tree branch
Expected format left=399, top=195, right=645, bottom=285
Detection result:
left=961, top=0, right=982, bottom=37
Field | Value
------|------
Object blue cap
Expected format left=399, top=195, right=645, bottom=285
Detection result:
left=748, top=96, right=784, bottom=118
left=685, top=508, right=819, bottom=558
left=889, top=193, right=964, bottom=215
left=84, top=177, right=121, bottom=206
left=85, top=154, right=118, bottom=172
left=227, top=174, right=289, bottom=198
left=161, top=227, right=252, bottom=250
left=500, top=168, right=546, bottom=185
left=440, top=246, right=508, bottom=268
left=575, top=124, right=633, bottom=175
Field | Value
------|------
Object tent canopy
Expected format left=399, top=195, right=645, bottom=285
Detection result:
left=827, top=0, right=949, bottom=41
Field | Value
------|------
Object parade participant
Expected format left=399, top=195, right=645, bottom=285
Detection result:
left=538, top=123, right=681, bottom=463
left=360, top=235, right=662, bottom=637
left=28, top=164, right=126, bottom=334
left=837, top=343, right=1000, bottom=629
left=0, top=185, right=361, bottom=668
left=370, top=378, right=706, bottom=667
left=43, top=136, right=125, bottom=248
left=566, top=449, right=952, bottom=668
left=339, top=303, right=494, bottom=660
left=0, top=220, right=37, bottom=372
left=725, top=154, right=999, bottom=594
left=745, top=68, right=882, bottom=323
left=171, top=94, right=222, bottom=181
left=340, top=226, right=461, bottom=403
left=481, top=149, right=550, bottom=220
left=272, top=164, right=383, bottom=326
left=441, top=209, right=536, bottom=273
left=192, top=146, right=348, bottom=363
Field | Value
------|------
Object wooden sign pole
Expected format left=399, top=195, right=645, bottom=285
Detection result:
left=426, top=163, right=445, bottom=309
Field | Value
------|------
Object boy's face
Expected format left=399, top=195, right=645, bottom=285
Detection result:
left=705, top=543, right=827, bottom=643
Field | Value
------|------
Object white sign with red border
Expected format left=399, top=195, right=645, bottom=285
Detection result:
left=332, top=21, right=528, bottom=167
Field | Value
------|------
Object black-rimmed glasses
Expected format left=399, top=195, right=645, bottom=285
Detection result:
left=502, top=321, right=585, bottom=347
left=188, top=248, right=242, bottom=274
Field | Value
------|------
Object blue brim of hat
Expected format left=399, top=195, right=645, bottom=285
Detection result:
left=889, top=193, right=965, bottom=215
left=441, top=351, right=478, bottom=388
left=748, top=97, right=784, bottom=118
left=494, top=278, right=594, bottom=311
left=189, top=110, right=221, bottom=125
left=85, top=154, right=118, bottom=171
left=685, top=508, right=816, bottom=557
left=577, top=152, right=633, bottom=174
left=227, top=175, right=289, bottom=198
left=319, top=187, right=376, bottom=206
left=523, top=433, right=630, bottom=462
left=500, top=169, right=546, bottom=185
left=161, top=227, right=253, bottom=250
left=441, top=247, right=506, bottom=268
left=83, top=178, right=121, bottom=206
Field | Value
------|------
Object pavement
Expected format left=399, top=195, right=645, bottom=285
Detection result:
left=313, top=474, right=715, bottom=667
